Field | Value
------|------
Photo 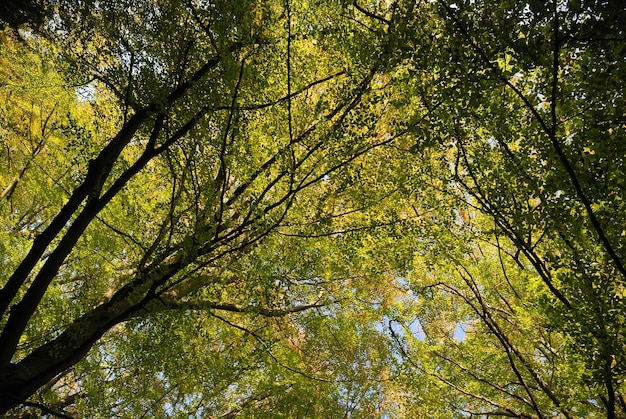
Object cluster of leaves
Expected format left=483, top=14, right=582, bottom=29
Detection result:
left=0, top=0, right=625, bottom=418
left=384, top=0, right=626, bottom=417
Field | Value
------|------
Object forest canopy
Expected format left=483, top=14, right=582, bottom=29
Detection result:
left=1, top=0, right=625, bottom=417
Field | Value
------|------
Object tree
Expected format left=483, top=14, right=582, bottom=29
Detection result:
left=0, top=0, right=411, bottom=415
left=2, top=0, right=625, bottom=417
left=384, top=0, right=626, bottom=417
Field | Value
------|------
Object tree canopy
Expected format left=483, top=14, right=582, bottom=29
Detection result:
left=1, top=0, right=625, bottom=417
